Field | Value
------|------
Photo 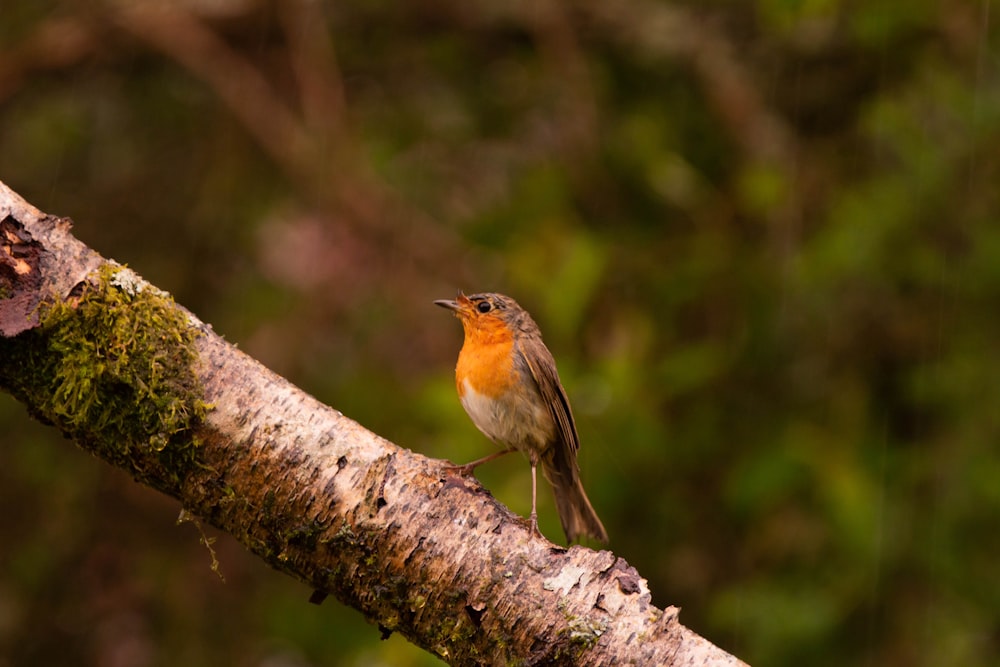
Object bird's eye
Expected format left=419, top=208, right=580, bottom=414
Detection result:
left=476, top=301, right=492, bottom=313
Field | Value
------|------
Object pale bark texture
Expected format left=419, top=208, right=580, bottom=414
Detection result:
left=0, top=180, right=747, bottom=666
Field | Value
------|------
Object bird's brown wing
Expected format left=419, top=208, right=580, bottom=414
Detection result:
left=516, top=336, right=608, bottom=543
left=515, top=338, right=580, bottom=454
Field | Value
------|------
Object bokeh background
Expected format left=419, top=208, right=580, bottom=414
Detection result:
left=2, top=1, right=999, bottom=665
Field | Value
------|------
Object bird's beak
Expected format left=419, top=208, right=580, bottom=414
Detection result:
left=433, top=299, right=460, bottom=311
left=434, top=291, right=471, bottom=315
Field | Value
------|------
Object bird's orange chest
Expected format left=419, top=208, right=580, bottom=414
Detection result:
left=455, top=319, right=518, bottom=400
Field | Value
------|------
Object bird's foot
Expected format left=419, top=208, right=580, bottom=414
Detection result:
left=443, top=449, right=513, bottom=478
left=442, top=461, right=478, bottom=477
left=528, top=510, right=544, bottom=540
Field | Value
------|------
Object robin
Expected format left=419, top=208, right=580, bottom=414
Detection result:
left=434, top=291, right=608, bottom=543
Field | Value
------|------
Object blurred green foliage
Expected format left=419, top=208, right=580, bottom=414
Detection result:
left=2, top=0, right=999, bottom=665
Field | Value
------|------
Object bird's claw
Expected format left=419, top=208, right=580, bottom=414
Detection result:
left=443, top=462, right=477, bottom=477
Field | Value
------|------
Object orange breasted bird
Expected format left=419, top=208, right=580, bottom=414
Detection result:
left=434, top=291, right=608, bottom=543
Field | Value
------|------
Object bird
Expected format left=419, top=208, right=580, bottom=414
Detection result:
left=434, top=291, right=608, bottom=543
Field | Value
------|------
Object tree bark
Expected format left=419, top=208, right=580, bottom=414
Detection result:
left=0, top=179, right=747, bottom=666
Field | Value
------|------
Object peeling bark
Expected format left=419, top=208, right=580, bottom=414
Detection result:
left=0, top=180, right=748, bottom=666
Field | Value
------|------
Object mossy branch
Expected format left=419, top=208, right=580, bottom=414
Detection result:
left=0, top=180, right=747, bottom=667
left=5, top=261, right=210, bottom=490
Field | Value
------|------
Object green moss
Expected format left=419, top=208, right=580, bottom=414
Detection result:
left=283, top=519, right=329, bottom=550
left=329, top=520, right=358, bottom=546
left=426, top=615, right=475, bottom=661
left=0, top=262, right=210, bottom=491
left=553, top=599, right=606, bottom=656
left=565, top=615, right=605, bottom=650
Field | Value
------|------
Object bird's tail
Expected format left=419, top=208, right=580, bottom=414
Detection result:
left=542, top=454, right=608, bottom=544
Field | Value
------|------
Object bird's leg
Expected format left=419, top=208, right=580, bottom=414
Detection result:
left=529, top=454, right=542, bottom=539
left=444, top=449, right=512, bottom=477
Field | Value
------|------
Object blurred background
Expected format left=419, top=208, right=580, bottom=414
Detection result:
left=2, top=0, right=999, bottom=665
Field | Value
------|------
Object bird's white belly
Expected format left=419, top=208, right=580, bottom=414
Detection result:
left=459, top=378, right=554, bottom=451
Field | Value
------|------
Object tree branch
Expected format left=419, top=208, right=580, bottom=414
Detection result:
left=0, top=180, right=746, bottom=666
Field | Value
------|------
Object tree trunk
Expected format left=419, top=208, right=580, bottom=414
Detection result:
left=0, top=180, right=747, bottom=666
